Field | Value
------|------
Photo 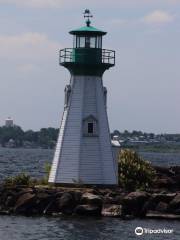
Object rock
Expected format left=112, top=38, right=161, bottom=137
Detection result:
left=142, top=199, right=156, bottom=214
left=170, top=166, right=180, bottom=175
left=35, top=192, right=52, bottom=214
left=123, top=191, right=149, bottom=216
left=146, top=210, right=180, bottom=220
left=18, top=188, right=34, bottom=196
left=103, top=196, right=114, bottom=204
left=5, top=195, right=16, bottom=208
left=43, top=199, right=57, bottom=215
left=153, top=166, right=171, bottom=176
left=74, top=204, right=101, bottom=216
left=172, top=174, right=180, bottom=186
left=0, top=210, right=11, bottom=215
left=141, top=193, right=175, bottom=215
left=0, top=189, right=17, bottom=208
left=14, top=193, right=36, bottom=214
left=57, top=192, right=74, bottom=214
left=101, top=204, right=122, bottom=217
left=169, top=193, right=180, bottom=210
left=81, top=193, right=103, bottom=207
left=69, top=191, right=82, bottom=205
left=154, top=177, right=175, bottom=189
left=152, top=193, right=176, bottom=203
left=155, top=202, right=168, bottom=213
left=85, top=188, right=101, bottom=195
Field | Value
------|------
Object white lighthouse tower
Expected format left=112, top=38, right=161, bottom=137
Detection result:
left=49, top=10, right=118, bottom=185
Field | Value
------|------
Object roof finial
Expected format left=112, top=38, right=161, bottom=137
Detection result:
left=83, top=9, right=93, bottom=27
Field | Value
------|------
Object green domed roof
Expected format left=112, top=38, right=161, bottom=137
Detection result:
left=69, top=25, right=107, bottom=36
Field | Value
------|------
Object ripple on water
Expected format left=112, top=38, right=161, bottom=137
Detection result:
left=0, top=216, right=180, bottom=240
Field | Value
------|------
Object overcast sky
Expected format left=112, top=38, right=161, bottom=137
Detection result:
left=0, top=0, right=179, bottom=133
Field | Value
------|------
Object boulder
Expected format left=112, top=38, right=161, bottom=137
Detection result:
left=172, top=174, right=180, bottom=187
left=5, top=195, right=16, bottom=208
left=153, top=166, right=171, bottom=176
left=170, top=166, right=180, bottom=175
left=14, top=193, right=36, bottom=214
left=146, top=210, right=180, bottom=220
left=35, top=192, right=52, bottom=214
left=155, top=201, right=168, bottom=213
left=57, top=192, right=74, bottom=214
left=169, top=193, right=180, bottom=210
left=69, top=191, right=82, bottom=205
left=17, top=188, right=34, bottom=196
left=81, top=193, right=103, bottom=207
left=141, top=193, right=175, bottom=215
left=43, top=199, right=57, bottom=215
left=74, top=204, right=101, bottom=216
left=101, top=204, right=122, bottom=217
left=154, top=177, right=175, bottom=189
left=152, top=193, right=176, bottom=203
left=123, top=191, right=149, bottom=216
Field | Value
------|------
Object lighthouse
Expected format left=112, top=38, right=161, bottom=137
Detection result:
left=49, top=10, right=118, bottom=185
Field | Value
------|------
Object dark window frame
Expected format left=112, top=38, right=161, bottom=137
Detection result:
left=87, top=122, right=94, bottom=134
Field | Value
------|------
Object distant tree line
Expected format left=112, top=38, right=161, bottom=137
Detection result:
left=111, top=130, right=180, bottom=142
left=0, top=126, right=180, bottom=149
left=0, top=126, right=59, bottom=149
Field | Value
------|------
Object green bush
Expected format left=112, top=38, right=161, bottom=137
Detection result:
left=38, top=162, right=51, bottom=185
left=4, top=173, right=32, bottom=186
left=118, top=149, right=155, bottom=190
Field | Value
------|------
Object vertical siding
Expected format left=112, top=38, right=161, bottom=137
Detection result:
left=79, top=77, right=103, bottom=184
left=96, top=78, right=118, bottom=184
left=54, top=76, right=84, bottom=183
left=48, top=109, right=68, bottom=182
left=49, top=75, right=117, bottom=185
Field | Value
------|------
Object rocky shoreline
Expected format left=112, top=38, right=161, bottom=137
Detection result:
left=0, top=165, right=180, bottom=219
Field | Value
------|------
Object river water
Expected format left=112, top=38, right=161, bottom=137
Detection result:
left=0, top=148, right=180, bottom=240
left=0, top=148, right=180, bottom=181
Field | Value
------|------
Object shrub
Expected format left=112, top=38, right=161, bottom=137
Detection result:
left=3, top=173, right=32, bottom=186
left=118, top=149, right=155, bottom=190
left=38, top=162, right=51, bottom=185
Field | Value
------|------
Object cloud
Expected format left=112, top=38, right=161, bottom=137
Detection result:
left=143, top=10, right=174, bottom=24
left=0, top=32, right=60, bottom=61
left=107, top=10, right=175, bottom=29
left=0, top=0, right=63, bottom=8
left=109, top=19, right=129, bottom=26
left=16, top=64, right=38, bottom=74
left=0, top=32, right=60, bottom=74
left=0, top=0, right=179, bottom=8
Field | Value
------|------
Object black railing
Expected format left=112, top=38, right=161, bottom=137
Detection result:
left=60, top=48, right=73, bottom=63
left=59, top=48, right=115, bottom=65
left=102, top=49, right=115, bottom=65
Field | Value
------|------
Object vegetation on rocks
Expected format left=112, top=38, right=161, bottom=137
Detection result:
left=118, top=149, right=156, bottom=190
left=3, top=163, right=52, bottom=187
left=3, top=173, right=33, bottom=187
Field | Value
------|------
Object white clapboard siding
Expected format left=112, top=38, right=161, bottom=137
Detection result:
left=49, top=75, right=118, bottom=185
left=48, top=109, right=68, bottom=182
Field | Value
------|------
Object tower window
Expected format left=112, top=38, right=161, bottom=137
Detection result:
left=88, top=122, right=94, bottom=134
left=83, top=115, right=98, bottom=137
left=75, top=36, right=101, bottom=48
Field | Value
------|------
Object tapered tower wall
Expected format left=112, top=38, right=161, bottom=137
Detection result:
left=49, top=75, right=118, bottom=185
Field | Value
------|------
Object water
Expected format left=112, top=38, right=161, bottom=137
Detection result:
left=0, top=148, right=180, bottom=181
left=0, top=148, right=180, bottom=239
left=0, top=148, right=53, bottom=180
left=140, top=151, right=180, bottom=167
left=0, top=215, right=179, bottom=240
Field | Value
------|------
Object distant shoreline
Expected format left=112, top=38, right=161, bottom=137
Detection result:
left=1, top=144, right=180, bottom=153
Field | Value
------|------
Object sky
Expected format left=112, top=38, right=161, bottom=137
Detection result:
left=0, top=0, right=179, bottom=133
